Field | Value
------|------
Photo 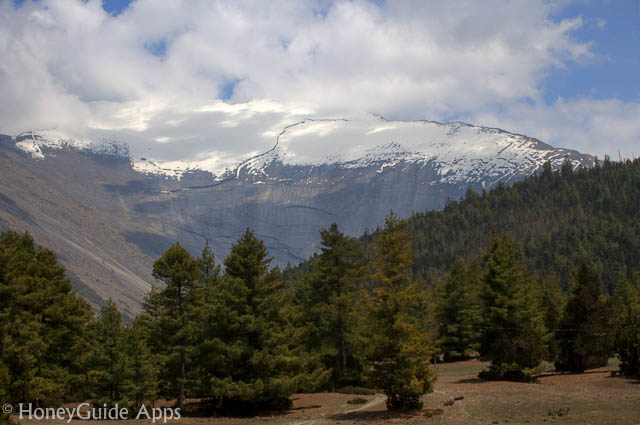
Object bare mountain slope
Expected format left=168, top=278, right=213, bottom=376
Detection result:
left=0, top=117, right=594, bottom=312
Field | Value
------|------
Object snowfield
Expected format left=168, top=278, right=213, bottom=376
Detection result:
left=14, top=115, right=591, bottom=185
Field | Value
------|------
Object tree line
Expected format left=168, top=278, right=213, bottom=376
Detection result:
left=439, top=234, right=640, bottom=381
left=367, top=158, right=640, bottom=293
left=0, top=217, right=437, bottom=417
left=1, top=159, right=639, bottom=419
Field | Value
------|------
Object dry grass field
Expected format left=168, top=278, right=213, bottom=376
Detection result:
left=16, top=359, right=640, bottom=425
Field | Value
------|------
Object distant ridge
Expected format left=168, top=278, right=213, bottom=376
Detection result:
left=1, top=117, right=594, bottom=312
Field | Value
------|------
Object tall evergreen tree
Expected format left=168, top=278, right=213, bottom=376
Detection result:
left=438, top=261, right=483, bottom=361
left=191, top=240, right=224, bottom=397
left=367, top=213, right=437, bottom=410
left=404, top=276, right=440, bottom=362
left=205, top=229, right=326, bottom=413
left=0, top=231, right=93, bottom=406
left=480, top=234, right=549, bottom=380
left=539, top=275, right=566, bottom=361
left=295, top=223, right=365, bottom=389
left=89, top=301, right=158, bottom=411
left=143, top=243, right=200, bottom=409
left=612, top=276, right=640, bottom=377
left=198, top=240, right=220, bottom=282
left=122, top=316, right=158, bottom=411
left=88, top=300, right=128, bottom=407
left=555, top=264, right=615, bottom=372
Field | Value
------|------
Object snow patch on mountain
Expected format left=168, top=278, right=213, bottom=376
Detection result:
left=132, top=156, right=235, bottom=180
left=12, top=115, right=592, bottom=184
left=234, top=116, right=591, bottom=185
left=14, top=130, right=129, bottom=159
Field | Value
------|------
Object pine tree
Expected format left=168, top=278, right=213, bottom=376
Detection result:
left=191, top=240, right=223, bottom=397
left=122, top=316, right=158, bottom=411
left=404, top=277, right=440, bottom=362
left=198, top=240, right=220, bottom=282
left=539, top=275, right=566, bottom=361
left=612, top=276, right=640, bottom=377
left=480, top=234, right=549, bottom=380
left=295, top=223, right=364, bottom=389
left=88, top=300, right=128, bottom=407
left=89, top=300, right=158, bottom=412
left=367, top=213, right=437, bottom=410
left=0, top=231, right=93, bottom=406
left=206, top=229, right=326, bottom=413
left=139, top=286, right=166, bottom=396
left=555, top=265, right=615, bottom=372
left=438, top=261, right=483, bottom=361
left=143, top=243, right=200, bottom=409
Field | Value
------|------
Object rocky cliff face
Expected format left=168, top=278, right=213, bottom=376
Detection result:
left=0, top=117, right=594, bottom=314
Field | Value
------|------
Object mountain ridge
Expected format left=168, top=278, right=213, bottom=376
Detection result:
left=0, top=117, right=595, bottom=313
left=12, top=115, right=593, bottom=186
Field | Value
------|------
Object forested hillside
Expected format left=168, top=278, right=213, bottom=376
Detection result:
left=371, top=158, right=640, bottom=292
left=2, top=167, right=639, bottom=418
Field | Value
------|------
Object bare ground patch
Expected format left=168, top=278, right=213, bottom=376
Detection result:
left=15, top=359, right=640, bottom=425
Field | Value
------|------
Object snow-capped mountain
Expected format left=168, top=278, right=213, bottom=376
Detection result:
left=15, top=115, right=591, bottom=188
left=232, top=116, right=589, bottom=187
left=2, top=117, right=593, bottom=314
left=15, top=130, right=130, bottom=159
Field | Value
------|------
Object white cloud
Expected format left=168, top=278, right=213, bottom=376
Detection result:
left=0, top=0, right=637, bottom=162
left=471, top=97, right=640, bottom=159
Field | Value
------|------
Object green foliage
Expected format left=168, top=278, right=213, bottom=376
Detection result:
left=366, top=213, right=437, bottom=411
left=295, top=223, right=365, bottom=389
left=88, top=301, right=157, bottom=411
left=370, top=159, right=640, bottom=293
left=0, top=412, right=17, bottom=425
left=190, top=242, right=222, bottom=397
left=335, top=385, right=376, bottom=395
left=286, top=159, right=640, bottom=384
left=548, top=407, right=570, bottom=417
left=403, top=277, right=440, bottom=365
left=437, top=261, right=483, bottom=361
left=202, top=229, right=327, bottom=413
left=198, top=240, right=220, bottom=282
left=121, top=316, right=158, bottom=411
left=555, top=265, right=615, bottom=372
left=612, top=275, right=640, bottom=377
left=88, top=300, right=128, bottom=406
left=478, top=362, right=546, bottom=383
left=6, top=159, right=640, bottom=415
left=480, top=235, right=549, bottom=378
left=143, top=243, right=200, bottom=409
left=539, top=276, right=566, bottom=360
left=0, top=231, right=93, bottom=406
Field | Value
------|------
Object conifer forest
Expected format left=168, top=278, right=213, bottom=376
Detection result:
left=1, top=160, right=639, bottom=424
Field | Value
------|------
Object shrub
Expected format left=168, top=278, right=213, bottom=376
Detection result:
left=336, top=386, right=377, bottom=395
left=478, top=363, right=545, bottom=382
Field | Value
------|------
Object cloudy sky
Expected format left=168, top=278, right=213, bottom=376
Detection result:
left=1, top=0, right=639, bottom=161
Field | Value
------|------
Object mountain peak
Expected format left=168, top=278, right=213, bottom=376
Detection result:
left=11, top=116, right=593, bottom=187
left=233, top=116, right=594, bottom=186
left=14, top=130, right=129, bottom=159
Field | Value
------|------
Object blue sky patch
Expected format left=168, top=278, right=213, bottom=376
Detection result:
left=102, top=0, right=133, bottom=16
left=545, top=1, right=640, bottom=103
left=219, top=79, right=242, bottom=101
left=144, top=39, right=168, bottom=59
